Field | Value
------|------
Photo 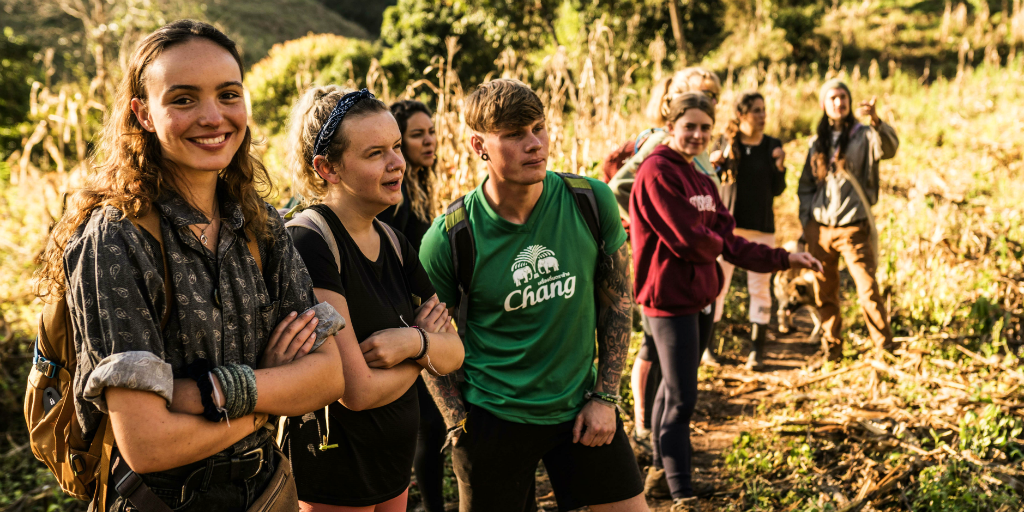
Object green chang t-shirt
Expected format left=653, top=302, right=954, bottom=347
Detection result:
left=419, top=171, right=627, bottom=425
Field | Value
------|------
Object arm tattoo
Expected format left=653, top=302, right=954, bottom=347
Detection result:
left=422, top=368, right=467, bottom=428
left=595, top=244, right=633, bottom=394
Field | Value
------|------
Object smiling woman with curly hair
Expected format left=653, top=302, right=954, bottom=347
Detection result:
left=36, top=19, right=344, bottom=511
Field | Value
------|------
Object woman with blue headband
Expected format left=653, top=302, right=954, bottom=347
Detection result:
left=282, top=86, right=464, bottom=512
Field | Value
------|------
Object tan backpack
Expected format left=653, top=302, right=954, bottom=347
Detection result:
left=23, top=209, right=262, bottom=510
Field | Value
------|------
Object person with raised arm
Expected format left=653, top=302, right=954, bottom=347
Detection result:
left=797, top=80, right=899, bottom=360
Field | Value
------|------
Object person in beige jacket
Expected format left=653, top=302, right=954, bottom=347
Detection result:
left=797, top=79, right=899, bottom=360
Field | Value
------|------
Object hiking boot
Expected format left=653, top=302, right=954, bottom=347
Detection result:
left=644, top=466, right=671, bottom=500
left=744, top=323, right=768, bottom=371
left=670, top=497, right=698, bottom=511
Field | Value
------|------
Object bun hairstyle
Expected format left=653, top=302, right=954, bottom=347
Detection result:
left=37, top=19, right=270, bottom=300
left=665, top=92, right=716, bottom=126
left=724, top=91, right=765, bottom=162
left=646, top=67, right=721, bottom=125
left=389, top=100, right=437, bottom=221
left=287, top=85, right=389, bottom=205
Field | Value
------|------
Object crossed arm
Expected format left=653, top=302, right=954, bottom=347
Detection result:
left=107, top=333, right=344, bottom=474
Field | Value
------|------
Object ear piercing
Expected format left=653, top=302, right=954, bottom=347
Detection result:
left=480, top=153, right=490, bottom=161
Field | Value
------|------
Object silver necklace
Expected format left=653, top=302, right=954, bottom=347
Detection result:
left=195, top=205, right=219, bottom=247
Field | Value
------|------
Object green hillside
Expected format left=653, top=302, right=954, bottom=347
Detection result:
left=205, top=0, right=370, bottom=64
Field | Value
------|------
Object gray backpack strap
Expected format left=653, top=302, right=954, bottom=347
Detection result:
left=374, top=218, right=404, bottom=267
left=286, top=208, right=341, bottom=274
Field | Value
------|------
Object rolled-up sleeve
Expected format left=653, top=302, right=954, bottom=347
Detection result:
left=65, top=209, right=173, bottom=414
left=83, top=351, right=174, bottom=412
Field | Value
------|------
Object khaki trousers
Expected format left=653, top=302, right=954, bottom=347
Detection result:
left=714, top=228, right=776, bottom=325
left=804, top=220, right=892, bottom=348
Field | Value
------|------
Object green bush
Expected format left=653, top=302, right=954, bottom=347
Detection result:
left=246, top=33, right=377, bottom=135
left=0, top=26, right=41, bottom=160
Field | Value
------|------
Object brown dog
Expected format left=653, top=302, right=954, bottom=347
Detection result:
left=774, top=240, right=822, bottom=344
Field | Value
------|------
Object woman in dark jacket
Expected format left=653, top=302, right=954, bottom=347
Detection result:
left=710, top=91, right=788, bottom=370
left=630, top=92, right=820, bottom=507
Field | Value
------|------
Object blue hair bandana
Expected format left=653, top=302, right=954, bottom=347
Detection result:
left=311, top=88, right=375, bottom=164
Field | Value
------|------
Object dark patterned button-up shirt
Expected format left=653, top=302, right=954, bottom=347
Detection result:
left=65, top=188, right=318, bottom=448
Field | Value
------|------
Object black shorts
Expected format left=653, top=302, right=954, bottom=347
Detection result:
left=453, top=406, right=644, bottom=512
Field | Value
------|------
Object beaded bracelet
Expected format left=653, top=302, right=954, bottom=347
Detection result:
left=584, top=390, right=622, bottom=406
left=211, top=364, right=258, bottom=420
left=211, top=366, right=236, bottom=419
left=237, top=364, right=258, bottom=417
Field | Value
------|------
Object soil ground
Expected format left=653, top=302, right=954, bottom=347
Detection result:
left=541, top=320, right=819, bottom=512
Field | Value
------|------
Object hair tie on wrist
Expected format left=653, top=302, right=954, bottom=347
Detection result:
left=186, top=359, right=229, bottom=423
left=412, top=326, right=429, bottom=360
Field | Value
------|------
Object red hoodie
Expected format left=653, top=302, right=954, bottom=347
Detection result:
left=630, top=144, right=791, bottom=317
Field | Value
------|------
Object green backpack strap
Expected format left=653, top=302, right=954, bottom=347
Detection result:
left=556, top=173, right=608, bottom=259
left=444, top=196, right=474, bottom=339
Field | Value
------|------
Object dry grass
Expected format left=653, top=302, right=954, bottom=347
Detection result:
left=2, top=2, right=1024, bottom=509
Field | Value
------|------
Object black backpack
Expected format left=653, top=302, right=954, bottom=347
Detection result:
left=443, top=173, right=609, bottom=336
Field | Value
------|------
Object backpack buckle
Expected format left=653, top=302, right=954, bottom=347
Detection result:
left=34, top=355, right=62, bottom=379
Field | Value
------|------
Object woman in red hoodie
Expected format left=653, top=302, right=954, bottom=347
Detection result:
left=630, top=92, right=821, bottom=506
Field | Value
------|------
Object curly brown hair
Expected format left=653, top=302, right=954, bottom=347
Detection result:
left=36, top=20, right=273, bottom=300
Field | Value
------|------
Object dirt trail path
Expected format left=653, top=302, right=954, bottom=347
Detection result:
left=534, top=325, right=821, bottom=512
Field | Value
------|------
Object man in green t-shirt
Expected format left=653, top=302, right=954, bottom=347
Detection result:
left=419, top=79, right=647, bottom=512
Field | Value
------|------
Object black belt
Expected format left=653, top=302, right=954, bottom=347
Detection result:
left=172, top=445, right=270, bottom=503
left=114, top=442, right=272, bottom=510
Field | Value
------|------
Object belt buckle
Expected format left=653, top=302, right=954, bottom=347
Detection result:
left=239, top=447, right=264, bottom=478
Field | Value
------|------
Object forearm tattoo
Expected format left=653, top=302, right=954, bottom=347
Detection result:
left=595, top=244, right=633, bottom=394
left=422, top=368, right=467, bottom=428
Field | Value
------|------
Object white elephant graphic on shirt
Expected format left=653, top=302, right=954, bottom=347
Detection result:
left=537, top=256, right=559, bottom=273
left=511, top=244, right=558, bottom=286
left=513, top=266, right=533, bottom=286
